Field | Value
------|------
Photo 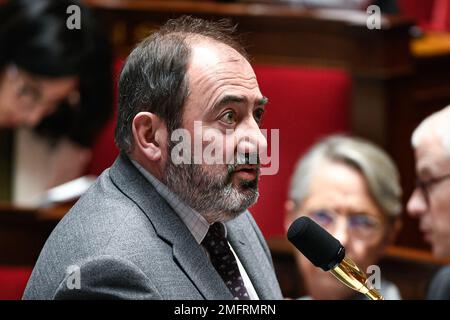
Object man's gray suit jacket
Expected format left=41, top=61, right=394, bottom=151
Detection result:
left=23, top=153, right=283, bottom=300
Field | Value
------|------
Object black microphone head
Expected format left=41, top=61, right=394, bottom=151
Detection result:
left=287, top=216, right=345, bottom=271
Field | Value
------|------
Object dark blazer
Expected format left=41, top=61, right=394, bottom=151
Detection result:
left=427, top=265, right=450, bottom=300
left=23, top=154, right=283, bottom=300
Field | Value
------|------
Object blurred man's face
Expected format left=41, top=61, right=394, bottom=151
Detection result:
left=162, top=40, right=268, bottom=223
left=407, top=133, right=450, bottom=258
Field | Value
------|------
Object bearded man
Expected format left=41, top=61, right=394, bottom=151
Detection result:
left=23, top=16, right=283, bottom=300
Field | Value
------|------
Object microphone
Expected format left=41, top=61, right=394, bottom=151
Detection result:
left=287, top=216, right=383, bottom=300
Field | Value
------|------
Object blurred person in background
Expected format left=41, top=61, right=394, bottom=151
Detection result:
left=0, top=0, right=112, bottom=201
left=285, top=135, right=402, bottom=300
left=284, top=0, right=398, bottom=13
left=407, top=105, right=450, bottom=300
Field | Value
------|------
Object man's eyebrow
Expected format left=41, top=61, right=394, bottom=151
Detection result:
left=217, top=95, right=247, bottom=107
left=257, top=96, right=269, bottom=107
left=211, top=95, right=269, bottom=113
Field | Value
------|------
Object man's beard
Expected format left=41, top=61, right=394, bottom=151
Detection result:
left=162, top=145, right=260, bottom=223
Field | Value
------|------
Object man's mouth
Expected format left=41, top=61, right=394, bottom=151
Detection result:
left=233, top=165, right=259, bottom=180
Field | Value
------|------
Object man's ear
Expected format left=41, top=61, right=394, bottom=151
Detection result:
left=132, top=112, right=167, bottom=162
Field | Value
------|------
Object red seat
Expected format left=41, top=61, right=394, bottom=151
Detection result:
left=0, top=266, right=32, bottom=300
left=250, top=65, right=351, bottom=238
left=398, top=0, right=434, bottom=29
left=398, top=0, right=450, bottom=32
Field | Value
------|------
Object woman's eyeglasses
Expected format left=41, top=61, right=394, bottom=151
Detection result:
left=306, top=209, right=384, bottom=241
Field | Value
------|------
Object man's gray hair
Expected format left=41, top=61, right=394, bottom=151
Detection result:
left=115, top=16, right=246, bottom=153
left=288, top=135, right=402, bottom=219
left=411, top=105, right=450, bottom=156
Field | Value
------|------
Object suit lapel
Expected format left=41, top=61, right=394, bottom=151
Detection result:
left=165, top=235, right=232, bottom=300
left=171, top=233, right=233, bottom=300
left=109, top=154, right=232, bottom=300
left=226, top=213, right=279, bottom=300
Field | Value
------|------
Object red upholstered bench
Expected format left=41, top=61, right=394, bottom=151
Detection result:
left=0, top=266, right=32, bottom=300
left=250, top=65, right=350, bottom=238
left=398, top=0, right=450, bottom=32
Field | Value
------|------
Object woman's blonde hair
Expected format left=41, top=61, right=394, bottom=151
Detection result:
left=289, top=135, right=402, bottom=219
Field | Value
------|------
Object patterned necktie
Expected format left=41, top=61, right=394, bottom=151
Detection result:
left=202, top=223, right=250, bottom=300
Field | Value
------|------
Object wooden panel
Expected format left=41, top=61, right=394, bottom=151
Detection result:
left=84, top=0, right=413, bottom=74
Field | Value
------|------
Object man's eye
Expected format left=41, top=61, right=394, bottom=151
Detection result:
left=220, top=111, right=236, bottom=125
left=254, top=108, right=265, bottom=124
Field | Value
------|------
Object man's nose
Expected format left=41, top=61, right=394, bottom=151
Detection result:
left=235, top=119, right=268, bottom=156
left=407, top=188, right=427, bottom=218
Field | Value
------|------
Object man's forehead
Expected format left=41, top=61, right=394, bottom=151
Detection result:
left=186, top=44, right=257, bottom=94
left=190, top=48, right=227, bottom=72
left=188, top=39, right=248, bottom=70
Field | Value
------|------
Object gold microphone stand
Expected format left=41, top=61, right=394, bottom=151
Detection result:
left=330, top=257, right=384, bottom=300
